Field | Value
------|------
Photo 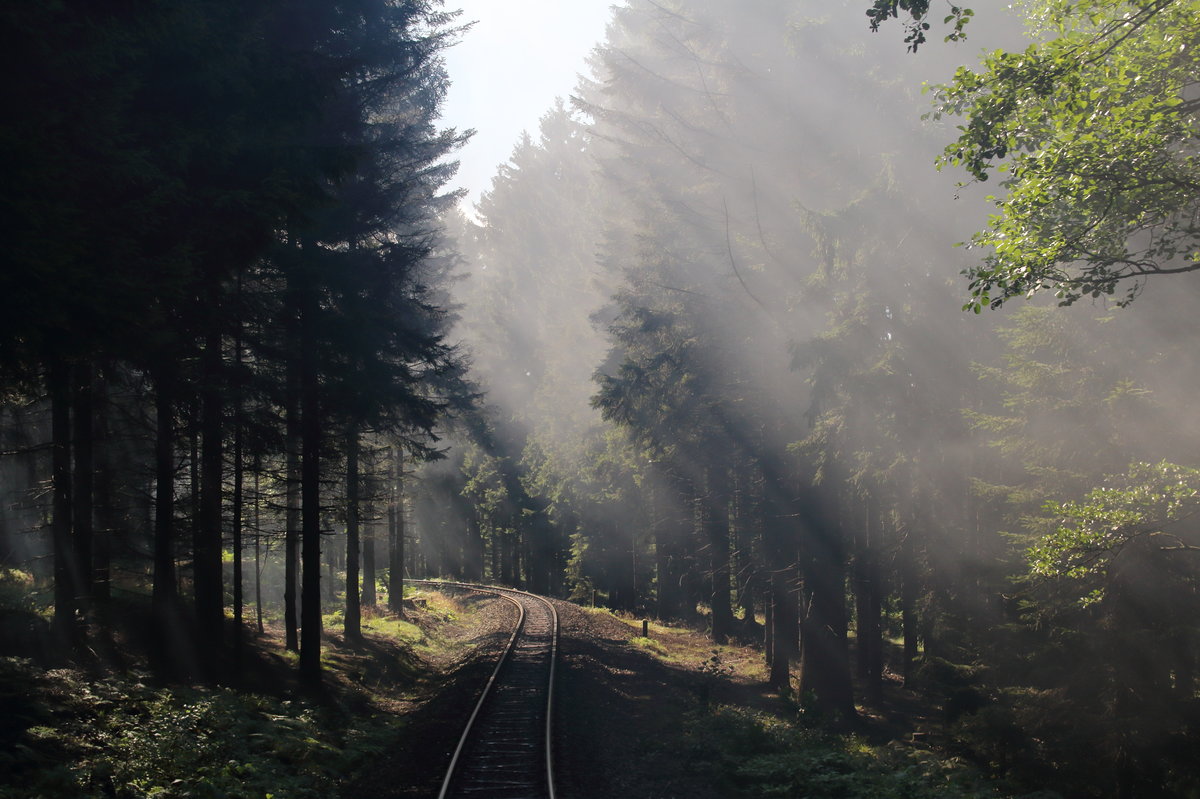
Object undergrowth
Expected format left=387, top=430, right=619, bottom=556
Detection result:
left=0, top=657, right=392, bottom=799
left=683, top=705, right=1043, bottom=799
left=0, top=586, right=481, bottom=799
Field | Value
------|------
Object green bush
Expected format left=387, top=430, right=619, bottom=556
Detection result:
left=0, top=658, right=392, bottom=799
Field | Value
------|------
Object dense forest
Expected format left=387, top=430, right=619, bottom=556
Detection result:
left=3, top=0, right=1200, bottom=797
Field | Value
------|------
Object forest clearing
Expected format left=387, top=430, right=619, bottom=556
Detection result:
left=3, top=0, right=1200, bottom=797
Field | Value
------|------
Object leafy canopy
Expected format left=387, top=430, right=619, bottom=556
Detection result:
left=865, top=1, right=974, bottom=51
left=1030, top=460, right=1200, bottom=603
left=932, top=0, right=1200, bottom=310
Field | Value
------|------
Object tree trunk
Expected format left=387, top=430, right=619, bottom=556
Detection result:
left=49, top=358, right=76, bottom=647
left=298, top=280, right=323, bottom=687
left=734, top=463, right=761, bottom=635
left=855, top=491, right=883, bottom=705
left=680, top=486, right=703, bottom=623
left=152, top=368, right=178, bottom=631
left=284, top=347, right=301, bottom=652
left=763, top=592, right=774, bottom=668
left=707, top=466, right=733, bottom=644
left=196, top=324, right=225, bottom=676
left=92, top=368, right=113, bottom=610
left=649, top=466, right=677, bottom=620
left=900, top=522, right=919, bottom=686
left=188, top=400, right=199, bottom=602
left=499, top=528, right=513, bottom=587
left=524, top=516, right=537, bottom=594
left=344, top=425, right=361, bottom=643
left=231, top=395, right=244, bottom=667
left=798, top=493, right=855, bottom=717
left=388, top=446, right=405, bottom=616
left=254, top=454, right=264, bottom=635
left=71, top=360, right=94, bottom=627
left=467, top=513, right=484, bottom=582
left=762, top=461, right=796, bottom=690
left=362, top=515, right=377, bottom=610
left=768, top=552, right=798, bottom=691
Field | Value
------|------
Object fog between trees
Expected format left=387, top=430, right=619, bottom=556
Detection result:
left=3, top=1, right=1200, bottom=797
left=430, top=1, right=1200, bottom=794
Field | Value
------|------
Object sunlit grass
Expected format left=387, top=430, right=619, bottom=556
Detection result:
left=361, top=613, right=423, bottom=644
left=591, top=608, right=770, bottom=683
left=630, top=635, right=672, bottom=659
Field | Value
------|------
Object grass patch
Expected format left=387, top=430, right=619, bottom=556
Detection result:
left=630, top=635, right=672, bottom=659
left=607, top=612, right=769, bottom=684
left=617, top=616, right=675, bottom=638
left=362, top=613, right=423, bottom=644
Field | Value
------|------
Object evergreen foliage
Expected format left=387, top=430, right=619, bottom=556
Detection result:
left=0, top=0, right=469, bottom=685
left=5, top=0, right=1200, bottom=795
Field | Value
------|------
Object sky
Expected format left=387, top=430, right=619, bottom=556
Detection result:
left=439, top=0, right=616, bottom=212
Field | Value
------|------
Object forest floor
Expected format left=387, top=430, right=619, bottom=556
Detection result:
left=0, top=574, right=1014, bottom=798
left=358, top=587, right=1014, bottom=798
left=0, top=575, right=513, bottom=799
left=548, top=601, right=1010, bottom=799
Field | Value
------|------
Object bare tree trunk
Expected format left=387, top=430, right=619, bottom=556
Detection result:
left=152, top=368, right=178, bottom=635
left=769, top=561, right=798, bottom=691
left=362, top=519, right=377, bottom=608
left=254, top=454, right=264, bottom=635
left=649, top=465, right=677, bottom=620
left=344, top=425, right=361, bottom=643
left=488, top=521, right=499, bottom=583
left=284, top=348, right=301, bottom=652
left=707, top=466, right=733, bottom=644
left=467, top=513, right=484, bottom=582
left=855, top=491, right=884, bottom=705
left=798, top=494, right=855, bottom=718
left=49, top=358, right=76, bottom=648
left=900, top=521, right=919, bottom=686
left=72, top=360, right=94, bottom=628
left=734, top=462, right=761, bottom=635
left=188, top=400, right=199, bottom=603
left=763, top=461, right=796, bottom=690
left=196, top=324, right=225, bottom=678
left=92, top=367, right=112, bottom=610
left=499, top=529, right=512, bottom=587
left=298, top=279, right=323, bottom=687
left=388, top=446, right=405, bottom=617
left=231, top=397, right=244, bottom=667
left=764, top=593, right=774, bottom=668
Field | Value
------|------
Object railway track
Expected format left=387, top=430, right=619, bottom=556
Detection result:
left=412, top=581, right=559, bottom=799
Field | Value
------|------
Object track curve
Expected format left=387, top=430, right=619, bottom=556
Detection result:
left=412, top=581, right=559, bottom=799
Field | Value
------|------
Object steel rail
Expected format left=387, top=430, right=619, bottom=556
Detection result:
left=412, top=580, right=559, bottom=799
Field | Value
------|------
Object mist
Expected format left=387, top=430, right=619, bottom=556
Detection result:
left=412, top=1, right=1200, bottom=794
left=3, top=0, right=1199, bottom=795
